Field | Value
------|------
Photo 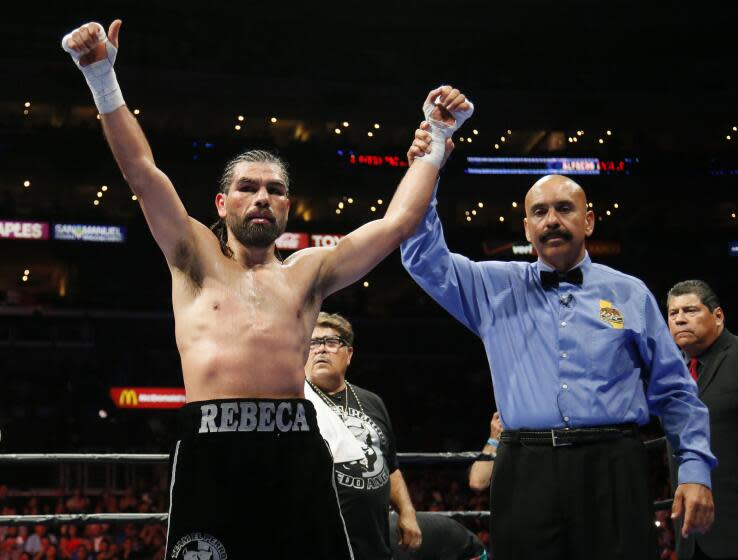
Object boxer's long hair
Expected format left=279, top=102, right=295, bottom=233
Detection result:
left=211, top=149, right=290, bottom=258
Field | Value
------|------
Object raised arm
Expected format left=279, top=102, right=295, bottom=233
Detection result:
left=315, top=86, right=473, bottom=297
left=62, top=21, right=195, bottom=269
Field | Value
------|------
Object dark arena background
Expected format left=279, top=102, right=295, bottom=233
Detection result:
left=1, top=2, right=736, bottom=558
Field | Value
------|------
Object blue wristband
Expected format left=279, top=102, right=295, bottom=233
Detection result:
left=487, top=438, right=499, bottom=447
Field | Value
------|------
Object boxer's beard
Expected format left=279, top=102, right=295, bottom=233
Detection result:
left=225, top=212, right=286, bottom=248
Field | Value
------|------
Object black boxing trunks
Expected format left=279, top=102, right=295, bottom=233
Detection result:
left=165, top=398, right=354, bottom=560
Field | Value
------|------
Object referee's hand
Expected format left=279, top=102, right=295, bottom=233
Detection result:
left=671, top=483, right=714, bottom=537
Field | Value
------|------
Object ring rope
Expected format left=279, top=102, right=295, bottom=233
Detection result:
left=0, top=437, right=672, bottom=526
left=0, top=437, right=666, bottom=465
left=0, top=500, right=673, bottom=527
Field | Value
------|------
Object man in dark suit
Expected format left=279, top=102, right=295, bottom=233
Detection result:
left=667, top=280, right=738, bottom=560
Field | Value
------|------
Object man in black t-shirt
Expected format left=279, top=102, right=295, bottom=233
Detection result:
left=305, top=312, right=422, bottom=560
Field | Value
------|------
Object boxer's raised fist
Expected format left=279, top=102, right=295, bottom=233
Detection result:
left=62, top=20, right=121, bottom=67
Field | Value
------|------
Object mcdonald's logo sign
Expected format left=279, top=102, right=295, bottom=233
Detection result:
left=109, top=387, right=186, bottom=409
left=119, top=389, right=138, bottom=406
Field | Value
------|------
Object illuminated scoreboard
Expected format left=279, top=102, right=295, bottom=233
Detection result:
left=465, top=156, right=636, bottom=176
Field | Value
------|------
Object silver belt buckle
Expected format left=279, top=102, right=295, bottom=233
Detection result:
left=551, top=428, right=572, bottom=447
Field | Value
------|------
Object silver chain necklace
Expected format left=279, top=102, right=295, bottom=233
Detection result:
left=307, top=379, right=365, bottom=420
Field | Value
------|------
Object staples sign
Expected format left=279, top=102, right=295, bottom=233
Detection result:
left=0, top=221, right=49, bottom=240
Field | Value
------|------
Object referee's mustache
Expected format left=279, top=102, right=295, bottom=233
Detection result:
left=540, top=229, right=573, bottom=243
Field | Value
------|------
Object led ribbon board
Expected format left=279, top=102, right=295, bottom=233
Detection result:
left=465, top=157, right=634, bottom=176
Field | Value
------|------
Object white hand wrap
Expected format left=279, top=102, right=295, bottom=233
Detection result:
left=61, top=23, right=125, bottom=114
left=420, top=87, right=475, bottom=169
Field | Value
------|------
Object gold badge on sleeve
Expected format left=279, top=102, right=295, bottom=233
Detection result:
left=599, top=299, right=624, bottom=329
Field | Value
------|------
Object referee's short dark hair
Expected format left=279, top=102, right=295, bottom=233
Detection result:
left=667, top=280, right=721, bottom=312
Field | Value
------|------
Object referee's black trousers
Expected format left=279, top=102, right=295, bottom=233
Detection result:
left=489, top=436, right=657, bottom=560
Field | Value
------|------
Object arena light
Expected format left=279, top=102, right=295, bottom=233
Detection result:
left=133, top=109, right=141, bottom=115
left=499, top=216, right=505, bottom=222
left=370, top=206, right=376, bottom=212
left=500, top=136, right=506, bottom=142
left=270, top=117, right=278, bottom=123
left=377, top=199, right=383, bottom=205
left=374, top=123, right=380, bottom=129
left=99, top=409, right=108, bottom=419
left=466, top=216, right=472, bottom=222
left=568, top=137, right=573, bottom=143
left=367, top=131, right=373, bottom=137
left=606, top=210, right=611, bottom=216
left=473, top=129, right=479, bottom=135
left=237, top=115, right=244, bottom=121
left=507, top=129, right=512, bottom=135
left=342, top=121, right=349, bottom=128
left=573, top=137, right=578, bottom=143
left=234, top=125, right=241, bottom=131
left=478, top=202, right=484, bottom=208
left=24, top=101, right=31, bottom=108
left=348, top=198, right=354, bottom=204
left=598, top=139, right=604, bottom=144
left=732, top=213, right=736, bottom=219
left=97, top=192, right=103, bottom=198
left=606, top=130, right=612, bottom=136
left=494, top=144, right=499, bottom=149
left=334, top=128, right=341, bottom=134
left=101, top=185, right=108, bottom=192
left=24, top=269, right=30, bottom=275
left=512, top=202, right=518, bottom=208
left=728, top=135, right=732, bottom=141
left=471, top=210, right=477, bottom=216
left=465, top=211, right=470, bottom=216
left=588, top=202, right=593, bottom=208
left=335, top=209, right=341, bottom=215
left=22, top=275, right=28, bottom=282
left=23, top=180, right=30, bottom=188
left=363, top=281, right=369, bottom=288
left=338, top=202, right=344, bottom=209
left=467, top=137, right=473, bottom=143
left=93, top=200, right=100, bottom=206
left=577, top=130, right=584, bottom=136
left=613, top=203, right=619, bottom=209
left=733, top=126, right=737, bottom=131
left=459, top=137, right=465, bottom=142
left=131, top=195, right=138, bottom=201
left=23, top=109, right=29, bottom=116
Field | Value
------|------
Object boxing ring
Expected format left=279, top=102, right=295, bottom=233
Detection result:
left=0, top=436, right=671, bottom=526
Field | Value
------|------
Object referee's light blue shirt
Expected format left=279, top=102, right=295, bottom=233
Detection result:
left=400, top=193, right=716, bottom=487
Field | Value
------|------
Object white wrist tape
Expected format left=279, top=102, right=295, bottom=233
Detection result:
left=61, top=23, right=125, bottom=114
left=420, top=87, right=475, bottom=169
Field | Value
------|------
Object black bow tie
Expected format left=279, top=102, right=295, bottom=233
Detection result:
left=540, top=268, right=583, bottom=289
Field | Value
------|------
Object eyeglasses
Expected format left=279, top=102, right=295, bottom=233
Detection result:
left=309, top=336, right=349, bottom=353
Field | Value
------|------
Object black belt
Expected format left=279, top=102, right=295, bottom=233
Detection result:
left=501, top=423, right=639, bottom=447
